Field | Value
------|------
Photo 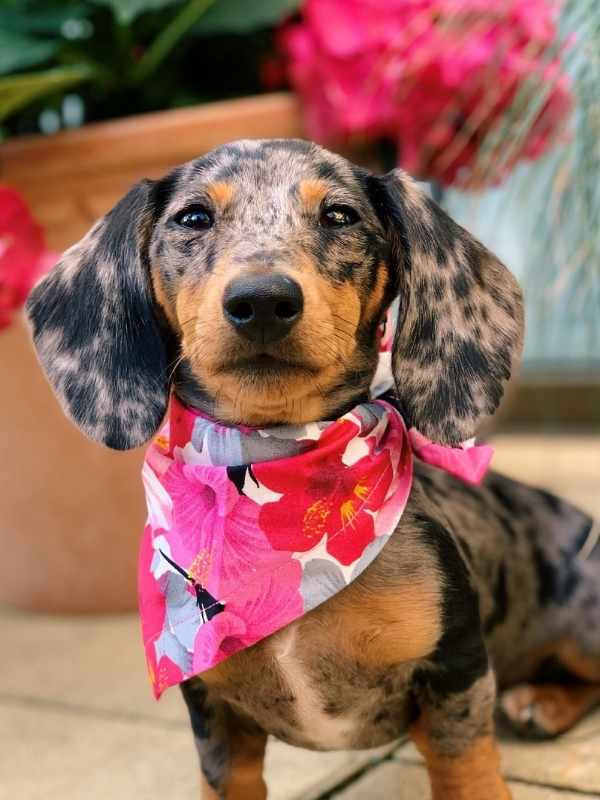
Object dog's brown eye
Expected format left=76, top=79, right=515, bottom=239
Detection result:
left=320, top=205, right=360, bottom=228
left=174, top=206, right=213, bottom=230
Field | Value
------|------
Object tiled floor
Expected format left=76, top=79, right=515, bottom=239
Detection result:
left=2, top=432, right=599, bottom=799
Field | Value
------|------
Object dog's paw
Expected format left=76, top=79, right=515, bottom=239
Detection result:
left=499, top=684, right=581, bottom=740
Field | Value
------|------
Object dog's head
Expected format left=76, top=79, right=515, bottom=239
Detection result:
left=26, top=138, right=523, bottom=450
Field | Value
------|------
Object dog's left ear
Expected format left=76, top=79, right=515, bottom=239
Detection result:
left=374, top=169, right=524, bottom=444
left=26, top=180, right=170, bottom=450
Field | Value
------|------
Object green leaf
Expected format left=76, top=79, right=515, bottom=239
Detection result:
left=0, top=29, right=59, bottom=76
left=0, top=5, right=90, bottom=36
left=131, top=0, right=216, bottom=83
left=193, top=0, right=300, bottom=36
left=0, top=64, right=95, bottom=122
left=89, top=0, right=183, bottom=25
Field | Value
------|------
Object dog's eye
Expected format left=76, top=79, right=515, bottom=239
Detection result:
left=174, top=205, right=213, bottom=230
left=320, top=205, right=360, bottom=228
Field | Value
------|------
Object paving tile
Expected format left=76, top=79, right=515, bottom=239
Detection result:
left=267, top=742, right=393, bottom=800
left=332, top=760, right=595, bottom=800
left=0, top=607, right=186, bottom=724
left=491, top=433, right=600, bottom=517
left=0, top=698, right=392, bottom=800
left=1, top=607, right=395, bottom=799
left=0, top=702, right=198, bottom=800
left=498, top=710, right=600, bottom=795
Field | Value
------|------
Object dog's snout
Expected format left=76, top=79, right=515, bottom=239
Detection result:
left=222, top=273, right=303, bottom=344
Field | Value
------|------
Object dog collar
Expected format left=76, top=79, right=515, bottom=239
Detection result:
left=139, top=346, right=494, bottom=698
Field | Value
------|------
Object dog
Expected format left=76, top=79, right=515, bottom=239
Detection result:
left=26, top=138, right=600, bottom=800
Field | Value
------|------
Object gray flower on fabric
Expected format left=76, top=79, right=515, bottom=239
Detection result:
left=154, top=627, right=193, bottom=675
left=301, top=558, right=347, bottom=613
left=350, top=402, right=386, bottom=433
left=161, top=570, right=201, bottom=652
left=191, top=415, right=315, bottom=467
left=191, top=416, right=245, bottom=465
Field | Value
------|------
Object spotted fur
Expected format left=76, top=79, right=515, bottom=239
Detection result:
left=26, top=181, right=172, bottom=449
left=25, top=139, right=600, bottom=800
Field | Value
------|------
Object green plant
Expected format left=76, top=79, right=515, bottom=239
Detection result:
left=0, top=0, right=299, bottom=137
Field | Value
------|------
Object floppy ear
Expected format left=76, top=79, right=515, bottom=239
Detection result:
left=377, top=169, right=524, bottom=445
left=26, top=180, right=170, bottom=450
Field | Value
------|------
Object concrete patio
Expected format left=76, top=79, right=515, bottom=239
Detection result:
left=3, top=431, right=599, bottom=799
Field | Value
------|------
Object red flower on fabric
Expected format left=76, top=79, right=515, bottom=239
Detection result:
left=0, top=185, right=57, bottom=330
left=253, top=418, right=394, bottom=565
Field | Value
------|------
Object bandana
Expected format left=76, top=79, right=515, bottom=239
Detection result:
left=139, top=326, right=494, bottom=698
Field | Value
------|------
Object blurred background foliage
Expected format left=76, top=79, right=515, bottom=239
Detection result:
left=0, top=0, right=299, bottom=137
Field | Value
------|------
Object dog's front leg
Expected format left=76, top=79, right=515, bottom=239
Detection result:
left=410, top=667, right=511, bottom=800
left=181, top=680, right=268, bottom=800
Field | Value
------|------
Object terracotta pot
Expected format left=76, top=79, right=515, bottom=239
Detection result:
left=0, top=93, right=305, bottom=611
left=0, top=315, right=146, bottom=612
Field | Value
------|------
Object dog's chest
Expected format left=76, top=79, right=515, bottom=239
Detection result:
left=262, top=625, right=414, bottom=750
left=200, top=580, right=435, bottom=750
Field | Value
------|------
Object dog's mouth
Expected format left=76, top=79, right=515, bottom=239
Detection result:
left=221, top=353, right=319, bottom=377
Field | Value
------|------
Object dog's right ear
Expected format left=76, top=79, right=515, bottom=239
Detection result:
left=26, top=180, right=170, bottom=450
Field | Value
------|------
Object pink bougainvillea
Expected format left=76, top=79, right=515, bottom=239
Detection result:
left=279, top=0, right=572, bottom=187
left=0, top=186, right=56, bottom=331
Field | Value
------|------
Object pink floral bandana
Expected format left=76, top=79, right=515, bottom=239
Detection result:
left=139, top=328, right=494, bottom=698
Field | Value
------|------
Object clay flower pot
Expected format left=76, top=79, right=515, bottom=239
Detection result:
left=0, top=314, right=146, bottom=612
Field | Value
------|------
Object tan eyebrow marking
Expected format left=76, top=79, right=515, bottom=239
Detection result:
left=299, top=178, right=330, bottom=209
left=207, top=181, right=235, bottom=207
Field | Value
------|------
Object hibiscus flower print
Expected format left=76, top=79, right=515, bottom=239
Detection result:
left=253, top=409, right=396, bottom=565
left=192, top=560, right=303, bottom=674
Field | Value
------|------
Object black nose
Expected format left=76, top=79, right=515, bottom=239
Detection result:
left=222, top=273, right=304, bottom=345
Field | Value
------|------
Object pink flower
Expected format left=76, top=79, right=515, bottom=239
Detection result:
left=138, top=525, right=185, bottom=698
left=278, top=0, right=572, bottom=187
left=0, top=186, right=57, bottom=330
left=160, top=463, right=304, bottom=671
left=163, top=463, right=292, bottom=589
left=192, top=560, right=303, bottom=674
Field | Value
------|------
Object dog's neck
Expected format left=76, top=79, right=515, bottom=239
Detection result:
left=172, top=359, right=219, bottom=418
left=171, top=357, right=374, bottom=428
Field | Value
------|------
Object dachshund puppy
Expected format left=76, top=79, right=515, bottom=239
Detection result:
left=27, top=139, right=600, bottom=800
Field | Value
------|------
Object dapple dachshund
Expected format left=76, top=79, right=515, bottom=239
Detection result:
left=26, top=139, right=600, bottom=800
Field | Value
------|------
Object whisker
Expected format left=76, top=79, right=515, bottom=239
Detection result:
left=331, top=313, right=357, bottom=330
left=167, top=351, right=187, bottom=383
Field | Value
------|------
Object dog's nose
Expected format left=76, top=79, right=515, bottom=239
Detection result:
left=222, top=273, right=304, bottom=344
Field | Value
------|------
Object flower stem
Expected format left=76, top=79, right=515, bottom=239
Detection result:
left=132, top=0, right=216, bottom=85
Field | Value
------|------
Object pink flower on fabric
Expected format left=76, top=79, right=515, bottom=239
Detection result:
left=278, top=0, right=572, bottom=187
left=0, top=185, right=57, bottom=330
left=254, top=417, right=394, bottom=565
left=192, top=560, right=303, bottom=674
left=138, top=525, right=176, bottom=697
left=165, top=462, right=303, bottom=648
left=163, top=463, right=291, bottom=590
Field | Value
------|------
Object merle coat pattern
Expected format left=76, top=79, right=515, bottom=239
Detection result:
left=27, top=139, right=600, bottom=800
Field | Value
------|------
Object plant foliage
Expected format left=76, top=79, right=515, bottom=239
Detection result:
left=0, top=0, right=300, bottom=136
